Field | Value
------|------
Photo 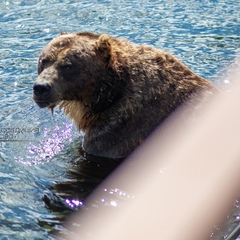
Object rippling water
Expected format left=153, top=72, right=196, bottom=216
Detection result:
left=0, top=0, right=240, bottom=239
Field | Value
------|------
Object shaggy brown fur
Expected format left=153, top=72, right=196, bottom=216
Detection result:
left=33, top=32, right=217, bottom=158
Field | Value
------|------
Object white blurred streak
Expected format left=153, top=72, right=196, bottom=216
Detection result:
left=66, top=65, right=240, bottom=240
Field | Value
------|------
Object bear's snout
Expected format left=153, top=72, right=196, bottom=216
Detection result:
left=33, top=83, right=54, bottom=108
left=33, top=83, right=52, bottom=97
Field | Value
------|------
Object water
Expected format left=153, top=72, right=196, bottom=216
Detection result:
left=0, top=0, right=240, bottom=239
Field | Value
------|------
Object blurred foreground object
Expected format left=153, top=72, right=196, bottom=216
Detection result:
left=65, top=63, right=240, bottom=240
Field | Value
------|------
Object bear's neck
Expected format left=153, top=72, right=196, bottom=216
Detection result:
left=59, top=100, right=99, bottom=131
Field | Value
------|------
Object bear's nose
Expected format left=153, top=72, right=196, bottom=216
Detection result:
left=33, top=83, right=51, bottom=97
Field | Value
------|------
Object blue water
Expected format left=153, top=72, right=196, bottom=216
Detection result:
left=0, top=0, right=240, bottom=239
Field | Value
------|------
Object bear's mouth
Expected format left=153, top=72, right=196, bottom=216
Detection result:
left=48, top=104, right=56, bottom=115
left=35, top=100, right=58, bottom=114
left=35, top=101, right=52, bottom=108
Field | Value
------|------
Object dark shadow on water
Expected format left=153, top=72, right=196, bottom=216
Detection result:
left=39, top=146, right=124, bottom=237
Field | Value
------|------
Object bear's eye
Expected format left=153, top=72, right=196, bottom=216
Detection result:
left=60, top=61, right=74, bottom=72
left=38, top=58, right=50, bottom=74
left=61, top=64, right=72, bottom=70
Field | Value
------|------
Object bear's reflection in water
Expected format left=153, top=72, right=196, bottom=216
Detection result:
left=39, top=146, right=124, bottom=236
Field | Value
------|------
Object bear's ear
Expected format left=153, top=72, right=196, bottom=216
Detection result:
left=96, top=34, right=114, bottom=68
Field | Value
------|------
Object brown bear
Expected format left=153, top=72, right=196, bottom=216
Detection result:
left=33, top=32, right=217, bottom=158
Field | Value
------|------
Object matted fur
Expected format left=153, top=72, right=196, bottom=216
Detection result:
left=59, top=101, right=98, bottom=130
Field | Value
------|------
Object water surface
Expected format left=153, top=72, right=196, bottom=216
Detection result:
left=0, top=0, right=240, bottom=239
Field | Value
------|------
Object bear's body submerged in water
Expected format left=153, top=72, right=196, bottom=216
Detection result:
left=33, top=32, right=217, bottom=158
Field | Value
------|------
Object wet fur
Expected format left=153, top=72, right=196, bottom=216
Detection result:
left=33, top=32, right=218, bottom=158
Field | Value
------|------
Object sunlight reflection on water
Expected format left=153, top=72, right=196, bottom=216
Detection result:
left=16, top=122, right=76, bottom=166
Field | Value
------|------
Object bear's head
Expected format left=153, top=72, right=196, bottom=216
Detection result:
left=33, top=32, right=127, bottom=128
left=33, top=33, right=122, bottom=109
